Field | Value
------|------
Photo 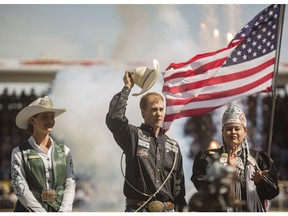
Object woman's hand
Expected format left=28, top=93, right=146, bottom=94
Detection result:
left=251, top=169, right=269, bottom=183
left=227, top=146, right=237, bottom=167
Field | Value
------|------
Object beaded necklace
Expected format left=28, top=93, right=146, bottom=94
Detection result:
left=223, top=143, right=247, bottom=184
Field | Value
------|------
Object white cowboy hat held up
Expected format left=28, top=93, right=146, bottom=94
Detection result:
left=130, top=59, right=161, bottom=96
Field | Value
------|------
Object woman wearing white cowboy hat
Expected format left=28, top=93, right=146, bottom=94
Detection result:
left=11, top=96, right=75, bottom=212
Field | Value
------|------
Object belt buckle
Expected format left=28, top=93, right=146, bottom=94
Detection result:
left=148, top=200, right=165, bottom=212
left=41, top=189, right=56, bottom=202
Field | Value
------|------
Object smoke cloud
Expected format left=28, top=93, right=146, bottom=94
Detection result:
left=50, top=65, right=129, bottom=210
left=47, top=5, right=238, bottom=211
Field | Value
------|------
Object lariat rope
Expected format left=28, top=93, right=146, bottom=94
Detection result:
left=120, top=146, right=178, bottom=212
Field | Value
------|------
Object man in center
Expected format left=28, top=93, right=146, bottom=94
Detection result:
left=106, top=68, right=187, bottom=212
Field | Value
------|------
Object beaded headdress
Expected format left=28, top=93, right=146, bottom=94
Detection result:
left=222, top=104, right=247, bottom=128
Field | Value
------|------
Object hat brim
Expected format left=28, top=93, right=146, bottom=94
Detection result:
left=15, top=105, right=66, bottom=129
left=132, top=59, right=160, bottom=96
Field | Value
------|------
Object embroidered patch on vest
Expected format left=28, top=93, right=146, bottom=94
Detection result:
left=137, top=147, right=149, bottom=157
left=138, top=139, right=150, bottom=149
left=28, top=155, right=41, bottom=159
left=165, top=142, right=178, bottom=153
left=138, top=129, right=150, bottom=142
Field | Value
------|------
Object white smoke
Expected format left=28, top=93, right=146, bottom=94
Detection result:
left=50, top=65, right=127, bottom=210
left=111, top=5, right=198, bottom=66
left=199, top=5, right=221, bottom=52
left=46, top=4, right=231, bottom=212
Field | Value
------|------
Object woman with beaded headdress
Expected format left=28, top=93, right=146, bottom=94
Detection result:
left=10, top=96, right=75, bottom=212
left=190, top=104, right=279, bottom=212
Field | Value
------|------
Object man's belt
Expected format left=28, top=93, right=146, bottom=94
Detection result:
left=41, top=189, right=57, bottom=202
left=126, top=198, right=175, bottom=212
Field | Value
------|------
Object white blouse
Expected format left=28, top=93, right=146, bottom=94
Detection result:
left=11, top=136, right=76, bottom=212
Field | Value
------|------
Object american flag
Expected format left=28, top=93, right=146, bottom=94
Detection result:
left=162, top=4, right=280, bottom=131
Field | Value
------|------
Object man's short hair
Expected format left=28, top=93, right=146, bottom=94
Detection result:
left=140, top=92, right=164, bottom=110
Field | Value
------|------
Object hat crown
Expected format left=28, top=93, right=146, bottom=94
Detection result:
left=222, top=105, right=246, bottom=128
left=131, top=67, right=154, bottom=88
left=130, top=59, right=160, bottom=96
left=32, top=96, right=53, bottom=108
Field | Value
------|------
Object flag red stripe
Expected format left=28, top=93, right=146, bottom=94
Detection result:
left=163, top=57, right=227, bottom=83
left=165, top=72, right=273, bottom=107
left=164, top=81, right=272, bottom=126
left=164, top=106, right=220, bottom=123
left=208, top=58, right=274, bottom=85
left=163, top=58, right=275, bottom=94
left=165, top=40, right=241, bottom=71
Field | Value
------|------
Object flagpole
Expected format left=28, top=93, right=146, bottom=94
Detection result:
left=267, top=4, right=286, bottom=157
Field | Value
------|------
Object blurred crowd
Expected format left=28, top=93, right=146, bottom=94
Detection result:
left=0, top=89, right=40, bottom=210
left=0, top=88, right=287, bottom=211
left=0, top=89, right=38, bottom=180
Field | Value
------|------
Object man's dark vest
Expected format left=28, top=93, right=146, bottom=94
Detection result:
left=15, top=141, right=67, bottom=212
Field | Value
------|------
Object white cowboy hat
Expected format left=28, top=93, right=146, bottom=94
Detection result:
left=15, top=96, right=66, bottom=129
left=131, top=59, right=160, bottom=96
